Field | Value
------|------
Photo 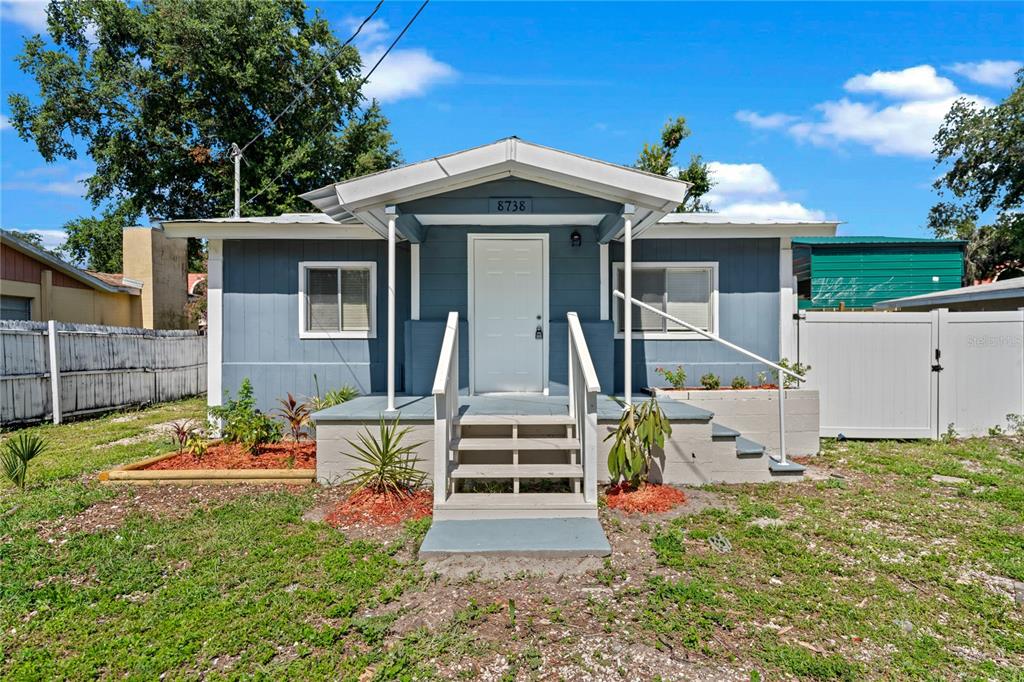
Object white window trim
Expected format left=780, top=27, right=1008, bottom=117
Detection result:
left=298, top=261, right=377, bottom=339
left=612, top=261, right=719, bottom=340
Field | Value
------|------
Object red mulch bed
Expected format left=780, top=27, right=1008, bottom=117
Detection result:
left=144, top=441, right=316, bottom=470
left=605, top=483, right=686, bottom=514
left=324, top=488, right=433, bottom=528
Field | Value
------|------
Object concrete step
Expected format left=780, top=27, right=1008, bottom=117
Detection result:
left=419, top=517, right=611, bottom=557
left=768, top=455, right=806, bottom=476
left=711, top=422, right=740, bottom=440
left=450, top=437, right=580, bottom=451
left=434, top=492, right=596, bottom=520
left=455, top=414, right=575, bottom=426
left=451, top=463, right=583, bottom=479
left=735, top=435, right=766, bottom=457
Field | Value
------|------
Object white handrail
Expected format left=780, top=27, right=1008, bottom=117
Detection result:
left=614, top=290, right=800, bottom=466
left=432, top=311, right=459, bottom=505
left=567, top=312, right=600, bottom=504
left=613, top=290, right=805, bottom=383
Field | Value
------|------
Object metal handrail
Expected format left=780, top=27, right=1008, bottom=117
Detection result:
left=614, top=290, right=800, bottom=465
left=613, top=290, right=805, bottom=383
left=567, top=312, right=600, bottom=503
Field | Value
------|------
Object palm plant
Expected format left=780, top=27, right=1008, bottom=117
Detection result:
left=309, top=374, right=359, bottom=411
left=275, top=393, right=311, bottom=440
left=344, top=417, right=426, bottom=495
left=1, top=433, right=48, bottom=491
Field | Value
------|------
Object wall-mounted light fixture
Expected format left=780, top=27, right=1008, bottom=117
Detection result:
left=570, top=230, right=582, bottom=248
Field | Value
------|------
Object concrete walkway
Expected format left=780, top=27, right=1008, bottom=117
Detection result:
left=419, top=517, right=611, bottom=558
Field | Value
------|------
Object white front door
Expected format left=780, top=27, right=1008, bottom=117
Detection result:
left=471, top=236, right=547, bottom=393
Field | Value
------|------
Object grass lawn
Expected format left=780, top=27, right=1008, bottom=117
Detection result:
left=2, top=399, right=1023, bottom=680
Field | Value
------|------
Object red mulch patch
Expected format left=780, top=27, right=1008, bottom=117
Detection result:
left=324, top=488, right=433, bottom=528
left=605, top=483, right=686, bottom=514
left=144, top=441, right=316, bottom=470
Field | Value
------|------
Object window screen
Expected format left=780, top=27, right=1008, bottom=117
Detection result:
left=304, top=265, right=372, bottom=333
left=615, top=265, right=714, bottom=333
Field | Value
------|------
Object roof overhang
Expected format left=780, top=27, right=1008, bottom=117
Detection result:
left=161, top=214, right=379, bottom=240
left=300, top=138, right=691, bottom=243
left=874, top=279, right=1024, bottom=310
left=646, top=214, right=841, bottom=239
left=0, top=229, right=142, bottom=294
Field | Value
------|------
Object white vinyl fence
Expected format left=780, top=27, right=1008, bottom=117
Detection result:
left=797, top=309, right=1023, bottom=439
left=1, top=320, right=206, bottom=425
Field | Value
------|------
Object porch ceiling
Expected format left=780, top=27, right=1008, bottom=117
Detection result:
left=299, top=137, right=690, bottom=243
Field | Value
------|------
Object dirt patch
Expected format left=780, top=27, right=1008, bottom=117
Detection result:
left=95, top=420, right=181, bottom=449
left=143, top=441, right=315, bottom=470
left=36, top=484, right=285, bottom=542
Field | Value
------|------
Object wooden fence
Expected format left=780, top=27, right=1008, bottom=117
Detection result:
left=1, top=320, right=206, bottom=425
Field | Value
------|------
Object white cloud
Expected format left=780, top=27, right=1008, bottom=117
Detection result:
left=3, top=167, right=90, bottom=197
left=703, top=161, right=826, bottom=222
left=341, top=14, right=456, bottom=103
left=735, top=110, right=798, bottom=130
left=736, top=64, right=997, bottom=158
left=844, top=65, right=957, bottom=100
left=0, top=0, right=49, bottom=32
left=948, top=60, right=1023, bottom=88
left=0, top=113, right=10, bottom=131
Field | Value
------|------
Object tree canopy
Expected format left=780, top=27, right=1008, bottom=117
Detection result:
left=634, top=116, right=712, bottom=212
left=929, top=69, right=1023, bottom=282
left=8, top=0, right=401, bottom=271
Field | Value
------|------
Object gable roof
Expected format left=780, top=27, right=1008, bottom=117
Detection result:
left=1, top=229, right=142, bottom=294
left=300, top=137, right=691, bottom=240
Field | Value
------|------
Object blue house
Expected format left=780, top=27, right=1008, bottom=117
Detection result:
left=164, top=139, right=834, bottom=534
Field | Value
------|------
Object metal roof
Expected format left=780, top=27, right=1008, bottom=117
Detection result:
left=874, top=277, right=1024, bottom=310
left=662, top=213, right=840, bottom=227
left=792, top=236, right=965, bottom=246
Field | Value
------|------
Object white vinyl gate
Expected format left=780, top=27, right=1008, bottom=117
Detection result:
left=797, top=309, right=1023, bottom=439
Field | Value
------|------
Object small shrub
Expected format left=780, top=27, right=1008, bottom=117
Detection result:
left=942, top=423, right=959, bottom=443
left=778, top=358, right=811, bottom=389
left=730, top=375, right=749, bottom=390
left=605, top=398, right=673, bottom=487
left=1007, top=413, right=1024, bottom=440
left=209, top=378, right=282, bottom=455
left=756, top=370, right=770, bottom=388
left=275, top=393, right=311, bottom=440
left=1, top=432, right=47, bottom=491
left=655, top=366, right=686, bottom=389
left=187, top=434, right=209, bottom=459
left=700, top=373, right=720, bottom=390
left=345, top=417, right=427, bottom=495
left=170, top=419, right=197, bottom=453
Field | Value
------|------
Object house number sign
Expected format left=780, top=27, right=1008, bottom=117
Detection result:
left=489, top=198, right=533, bottom=214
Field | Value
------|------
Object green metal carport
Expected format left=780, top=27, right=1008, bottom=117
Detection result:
left=793, top=236, right=965, bottom=310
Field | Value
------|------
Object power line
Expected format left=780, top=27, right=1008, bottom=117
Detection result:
left=237, top=0, right=385, bottom=156
left=239, top=0, right=430, bottom=210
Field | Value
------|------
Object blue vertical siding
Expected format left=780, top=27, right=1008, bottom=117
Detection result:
left=609, top=238, right=780, bottom=391
left=222, top=239, right=409, bottom=411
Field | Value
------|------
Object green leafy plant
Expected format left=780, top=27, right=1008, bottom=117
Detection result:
left=309, top=374, right=360, bottom=410
left=942, top=423, right=959, bottom=443
left=170, top=419, right=197, bottom=453
left=655, top=366, right=687, bottom=389
left=344, top=417, right=427, bottom=495
left=1, top=433, right=47, bottom=491
left=275, top=393, right=311, bottom=440
left=730, top=375, right=749, bottom=390
left=700, top=373, right=720, bottom=390
left=756, top=370, right=770, bottom=388
left=1007, top=413, right=1024, bottom=440
left=209, top=378, right=282, bottom=455
left=777, top=358, right=811, bottom=389
left=605, top=398, right=673, bottom=487
left=187, top=434, right=209, bottom=459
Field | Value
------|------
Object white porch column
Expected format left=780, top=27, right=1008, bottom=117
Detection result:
left=779, top=237, right=797, bottom=361
left=599, top=243, right=609, bottom=321
left=207, top=239, right=224, bottom=432
left=623, top=205, right=635, bottom=406
left=410, top=243, right=420, bottom=321
left=385, top=206, right=397, bottom=413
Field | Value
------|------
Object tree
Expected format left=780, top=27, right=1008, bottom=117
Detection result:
left=634, top=116, right=712, bottom=212
left=5, top=230, right=50, bottom=252
left=929, top=69, right=1024, bottom=282
left=8, top=0, right=401, bottom=272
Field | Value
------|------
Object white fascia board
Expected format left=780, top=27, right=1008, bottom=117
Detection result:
left=161, top=221, right=381, bottom=240
left=641, top=222, right=839, bottom=239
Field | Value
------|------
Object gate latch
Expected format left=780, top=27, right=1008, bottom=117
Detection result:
left=931, top=348, right=943, bottom=373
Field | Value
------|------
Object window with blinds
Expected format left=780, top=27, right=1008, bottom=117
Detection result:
left=301, top=263, right=375, bottom=337
left=614, top=264, right=715, bottom=335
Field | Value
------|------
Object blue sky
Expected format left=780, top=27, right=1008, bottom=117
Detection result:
left=1, top=1, right=1022, bottom=251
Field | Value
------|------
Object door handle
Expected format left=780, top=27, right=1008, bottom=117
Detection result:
left=535, top=325, right=543, bottom=340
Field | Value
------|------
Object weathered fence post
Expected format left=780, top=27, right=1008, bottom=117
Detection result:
left=47, top=320, right=62, bottom=424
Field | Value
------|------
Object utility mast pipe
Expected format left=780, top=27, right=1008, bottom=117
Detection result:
left=231, top=143, right=242, bottom=219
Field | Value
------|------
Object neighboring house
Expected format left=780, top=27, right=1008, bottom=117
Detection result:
left=874, top=277, right=1024, bottom=312
left=0, top=227, right=189, bottom=328
left=164, top=138, right=835, bottom=536
left=793, top=236, right=965, bottom=310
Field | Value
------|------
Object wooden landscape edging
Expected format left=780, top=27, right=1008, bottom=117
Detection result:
left=98, top=445, right=315, bottom=485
